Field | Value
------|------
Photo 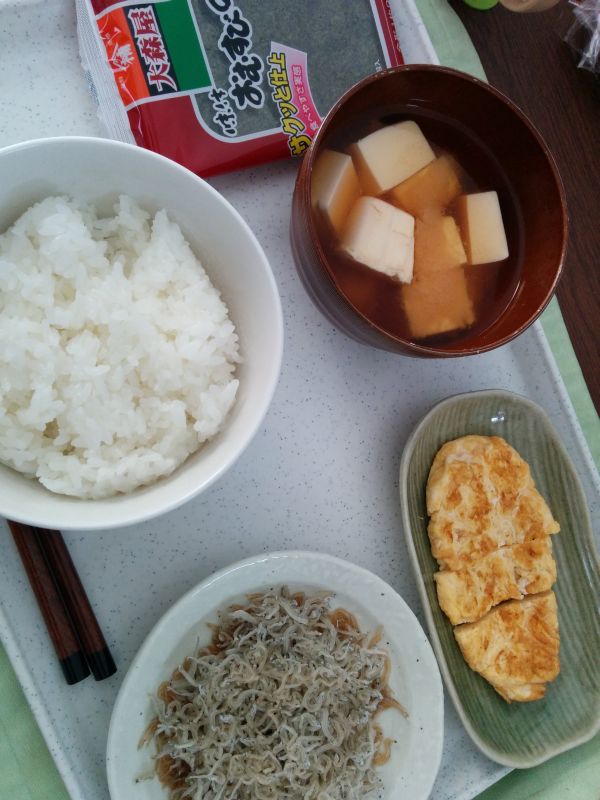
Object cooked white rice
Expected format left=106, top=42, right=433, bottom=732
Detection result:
left=0, top=195, right=240, bottom=499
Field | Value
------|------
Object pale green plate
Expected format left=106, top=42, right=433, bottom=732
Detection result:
left=399, top=390, right=600, bottom=768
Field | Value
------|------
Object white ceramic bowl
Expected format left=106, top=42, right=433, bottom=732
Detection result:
left=0, top=137, right=283, bottom=530
left=107, top=551, right=444, bottom=800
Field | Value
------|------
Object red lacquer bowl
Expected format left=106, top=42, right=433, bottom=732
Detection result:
left=290, top=65, right=567, bottom=357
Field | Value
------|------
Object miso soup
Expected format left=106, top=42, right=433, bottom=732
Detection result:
left=311, top=108, right=522, bottom=347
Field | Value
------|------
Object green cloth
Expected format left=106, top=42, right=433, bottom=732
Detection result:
left=478, top=733, right=600, bottom=800
left=0, top=644, right=69, bottom=800
left=541, top=299, right=600, bottom=468
left=0, top=3, right=598, bottom=800
left=416, top=0, right=488, bottom=79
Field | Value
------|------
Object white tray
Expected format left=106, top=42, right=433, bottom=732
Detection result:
left=0, top=3, right=599, bottom=800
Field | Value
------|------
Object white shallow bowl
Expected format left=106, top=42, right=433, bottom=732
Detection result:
left=0, top=136, right=283, bottom=529
left=107, top=551, right=444, bottom=800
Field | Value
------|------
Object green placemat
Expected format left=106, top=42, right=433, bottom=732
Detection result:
left=1, top=3, right=598, bottom=800
left=0, top=643, right=69, bottom=800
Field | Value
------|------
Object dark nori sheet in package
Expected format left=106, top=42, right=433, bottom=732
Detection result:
left=78, top=0, right=404, bottom=176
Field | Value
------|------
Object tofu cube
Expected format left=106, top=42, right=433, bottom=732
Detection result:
left=341, top=196, right=414, bottom=283
left=457, top=191, right=509, bottom=265
left=414, top=215, right=467, bottom=278
left=311, top=150, right=360, bottom=236
left=349, top=121, right=435, bottom=196
left=388, top=155, right=462, bottom=219
left=402, top=267, right=474, bottom=339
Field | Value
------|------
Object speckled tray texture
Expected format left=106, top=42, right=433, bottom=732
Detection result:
left=1, top=238, right=599, bottom=800
left=0, top=4, right=599, bottom=800
left=400, top=390, right=600, bottom=768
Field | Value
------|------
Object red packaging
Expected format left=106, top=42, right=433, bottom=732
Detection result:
left=77, top=0, right=405, bottom=176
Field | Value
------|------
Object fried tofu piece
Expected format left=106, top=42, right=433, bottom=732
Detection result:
left=341, top=197, right=415, bottom=282
left=427, top=436, right=559, bottom=571
left=454, top=592, right=560, bottom=702
left=401, top=267, right=474, bottom=340
left=457, top=191, right=509, bottom=265
left=311, top=150, right=360, bottom=235
left=413, top=215, right=467, bottom=277
left=388, top=155, right=462, bottom=219
left=434, top=538, right=557, bottom=625
left=349, top=121, right=435, bottom=196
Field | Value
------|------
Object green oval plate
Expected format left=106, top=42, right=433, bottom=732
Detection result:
left=399, top=389, right=600, bottom=768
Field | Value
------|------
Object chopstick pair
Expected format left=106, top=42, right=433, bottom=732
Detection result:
left=9, top=521, right=116, bottom=685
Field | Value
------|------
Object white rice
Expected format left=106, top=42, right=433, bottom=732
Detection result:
left=0, top=195, right=240, bottom=499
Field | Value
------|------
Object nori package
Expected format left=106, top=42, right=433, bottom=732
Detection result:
left=77, top=0, right=407, bottom=176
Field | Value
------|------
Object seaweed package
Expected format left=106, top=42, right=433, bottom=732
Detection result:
left=77, top=0, right=407, bottom=176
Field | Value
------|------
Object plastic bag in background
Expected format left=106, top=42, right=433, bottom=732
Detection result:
left=76, top=0, right=406, bottom=177
left=565, top=0, right=600, bottom=72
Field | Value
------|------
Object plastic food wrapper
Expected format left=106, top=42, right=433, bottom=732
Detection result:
left=75, top=0, right=425, bottom=177
left=565, top=0, right=600, bottom=73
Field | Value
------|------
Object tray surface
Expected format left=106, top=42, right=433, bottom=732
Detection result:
left=1, top=202, right=598, bottom=799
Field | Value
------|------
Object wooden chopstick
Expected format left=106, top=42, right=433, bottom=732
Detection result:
left=8, top=520, right=90, bottom=685
left=37, top=529, right=117, bottom=681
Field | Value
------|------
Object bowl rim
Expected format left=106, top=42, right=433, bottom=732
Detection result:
left=299, top=64, right=568, bottom=357
left=0, top=135, right=284, bottom=530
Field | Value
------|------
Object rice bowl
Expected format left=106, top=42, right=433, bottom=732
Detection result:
left=0, top=136, right=283, bottom=529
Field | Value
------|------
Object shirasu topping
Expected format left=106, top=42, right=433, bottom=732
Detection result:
left=144, top=587, right=407, bottom=800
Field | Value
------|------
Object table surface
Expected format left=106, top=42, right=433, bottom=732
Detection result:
left=450, top=0, right=600, bottom=416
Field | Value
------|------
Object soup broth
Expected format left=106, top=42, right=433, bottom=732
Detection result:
left=311, top=107, right=523, bottom=347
